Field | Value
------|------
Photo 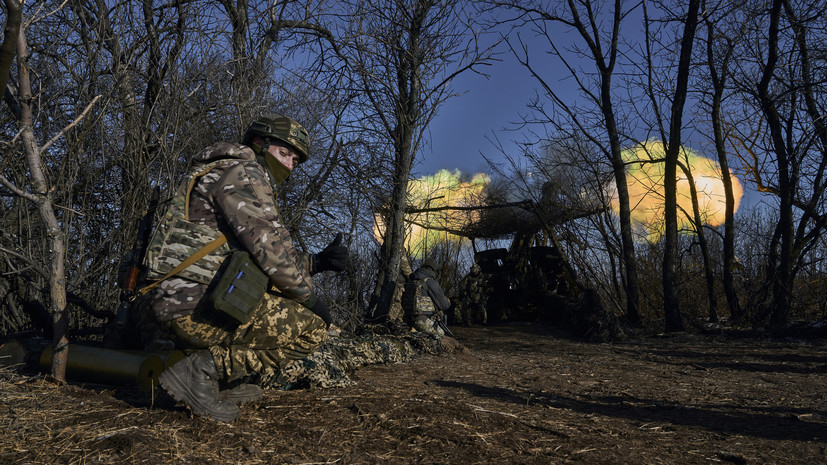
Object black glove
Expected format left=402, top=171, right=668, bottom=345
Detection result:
left=309, top=298, right=333, bottom=328
left=313, top=233, right=347, bottom=273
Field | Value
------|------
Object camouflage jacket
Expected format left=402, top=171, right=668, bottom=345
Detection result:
left=144, top=142, right=315, bottom=322
left=405, top=267, right=451, bottom=314
left=461, top=271, right=486, bottom=304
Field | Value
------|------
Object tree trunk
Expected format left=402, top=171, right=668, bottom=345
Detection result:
left=757, top=0, right=793, bottom=328
left=662, top=0, right=700, bottom=332
left=16, top=26, right=70, bottom=380
left=680, top=162, right=718, bottom=323
left=369, top=113, right=418, bottom=321
left=0, top=0, right=21, bottom=98
left=704, top=10, right=741, bottom=321
left=582, top=0, right=642, bottom=325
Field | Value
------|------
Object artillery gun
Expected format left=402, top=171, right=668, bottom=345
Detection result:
left=456, top=188, right=622, bottom=340
left=474, top=236, right=580, bottom=323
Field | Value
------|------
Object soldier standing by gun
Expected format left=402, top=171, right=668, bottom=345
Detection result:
left=135, top=114, right=347, bottom=422
left=402, top=259, right=452, bottom=337
left=459, top=263, right=487, bottom=326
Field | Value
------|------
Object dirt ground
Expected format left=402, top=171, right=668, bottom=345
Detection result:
left=1, top=322, right=826, bottom=464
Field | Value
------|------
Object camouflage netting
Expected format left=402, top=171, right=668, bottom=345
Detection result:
left=260, top=329, right=465, bottom=390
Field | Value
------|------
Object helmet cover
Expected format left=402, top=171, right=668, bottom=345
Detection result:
left=243, top=113, right=309, bottom=163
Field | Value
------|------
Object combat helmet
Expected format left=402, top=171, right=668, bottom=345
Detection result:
left=242, top=113, right=310, bottom=163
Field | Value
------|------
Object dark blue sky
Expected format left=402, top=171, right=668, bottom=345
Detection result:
left=415, top=41, right=542, bottom=178
left=414, top=32, right=763, bottom=212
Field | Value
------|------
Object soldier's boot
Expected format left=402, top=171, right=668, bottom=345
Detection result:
left=219, top=383, right=263, bottom=405
left=159, top=351, right=240, bottom=422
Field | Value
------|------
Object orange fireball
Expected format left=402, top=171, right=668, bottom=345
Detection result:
left=607, top=141, right=743, bottom=242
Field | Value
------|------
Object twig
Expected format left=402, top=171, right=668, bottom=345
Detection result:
left=94, top=425, right=140, bottom=441
left=41, top=95, right=101, bottom=152
left=467, top=403, right=518, bottom=418
left=0, top=246, right=48, bottom=279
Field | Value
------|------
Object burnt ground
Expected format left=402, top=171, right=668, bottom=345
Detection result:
left=1, top=322, right=826, bottom=464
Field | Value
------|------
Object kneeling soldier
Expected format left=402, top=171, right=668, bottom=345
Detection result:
left=138, top=114, right=347, bottom=422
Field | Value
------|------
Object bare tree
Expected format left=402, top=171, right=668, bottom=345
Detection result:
left=701, top=0, right=744, bottom=321
left=0, top=2, right=102, bottom=379
left=650, top=0, right=701, bottom=332
left=490, top=0, right=644, bottom=324
left=328, top=0, right=496, bottom=322
left=721, top=0, right=827, bottom=327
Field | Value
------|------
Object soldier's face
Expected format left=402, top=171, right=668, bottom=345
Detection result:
left=267, top=142, right=300, bottom=171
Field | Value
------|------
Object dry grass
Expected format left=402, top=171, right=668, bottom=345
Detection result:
left=2, top=324, right=826, bottom=464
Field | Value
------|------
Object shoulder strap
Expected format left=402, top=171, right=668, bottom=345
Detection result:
left=184, top=162, right=227, bottom=220
left=420, top=277, right=431, bottom=291
left=136, top=162, right=229, bottom=297
left=137, top=234, right=228, bottom=296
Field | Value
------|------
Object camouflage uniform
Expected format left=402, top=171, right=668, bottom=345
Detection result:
left=141, top=142, right=327, bottom=382
left=460, top=265, right=487, bottom=325
left=402, top=264, right=450, bottom=336
left=164, top=293, right=326, bottom=382
left=260, top=330, right=465, bottom=389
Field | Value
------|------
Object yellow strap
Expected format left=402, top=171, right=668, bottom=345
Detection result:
left=185, top=164, right=219, bottom=221
left=138, top=162, right=225, bottom=297
left=137, top=234, right=228, bottom=296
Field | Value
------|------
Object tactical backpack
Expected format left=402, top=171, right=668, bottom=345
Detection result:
left=401, top=277, right=437, bottom=324
left=141, top=161, right=232, bottom=286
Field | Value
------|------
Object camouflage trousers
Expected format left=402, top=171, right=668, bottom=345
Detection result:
left=412, top=315, right=444, bottom=337
left=455, top=301, right=485, bottom=326
left=162, top=293, right=328, bottom=382
left=468, top=301, right=487, bottom=325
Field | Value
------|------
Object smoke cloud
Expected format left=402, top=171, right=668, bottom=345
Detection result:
left=606, top=141, right=743, bottom=242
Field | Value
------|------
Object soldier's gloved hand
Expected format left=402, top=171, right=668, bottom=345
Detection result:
left=309, top=298, right=333, bottom=328
left=313, top=233, right=347, bottom=273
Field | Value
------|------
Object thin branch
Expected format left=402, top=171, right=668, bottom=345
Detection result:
left=0, top=246, right=48, bottom=279
left=40, top=95, right=101, bottom=152
left=0, top=172, right=37, bottom=202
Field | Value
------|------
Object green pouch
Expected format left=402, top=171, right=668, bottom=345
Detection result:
left=209, top=251, right=268, bottom=324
